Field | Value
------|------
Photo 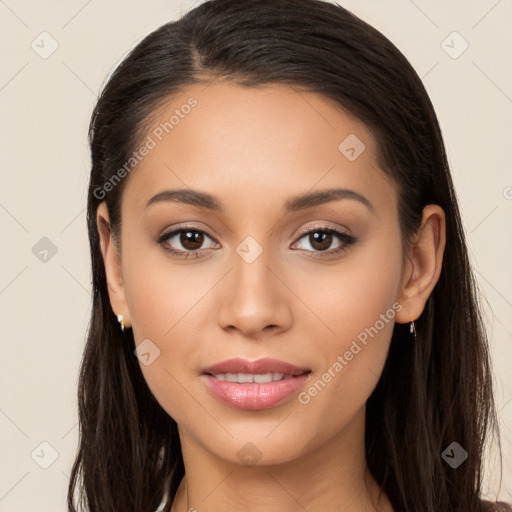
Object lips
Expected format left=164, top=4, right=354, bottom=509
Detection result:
left=200, top=357, right=312, bottom=410
left=201, top=357, right=310, bottom=377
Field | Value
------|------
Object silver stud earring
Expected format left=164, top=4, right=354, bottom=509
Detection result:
left=409, top=320, right=416, bottom=340
left=117, top=314, right=126, bottom=333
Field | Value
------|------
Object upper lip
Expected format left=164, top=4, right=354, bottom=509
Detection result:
left=202, top=357, right=311, bottom=376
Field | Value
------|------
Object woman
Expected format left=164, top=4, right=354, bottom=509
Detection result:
left=68, top=0, right=511, bottom=510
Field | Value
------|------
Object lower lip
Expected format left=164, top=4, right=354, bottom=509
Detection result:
left=201, top=373, right=311, bottom=410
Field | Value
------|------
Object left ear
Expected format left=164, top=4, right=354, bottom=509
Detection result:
left=395, top=204, right=446, bottom=324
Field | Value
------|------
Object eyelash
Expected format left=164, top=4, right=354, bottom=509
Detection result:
left=157, top=224, right=357, bottom=260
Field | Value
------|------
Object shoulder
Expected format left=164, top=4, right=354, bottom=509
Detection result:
left=481, top=500, right=512, bottom=511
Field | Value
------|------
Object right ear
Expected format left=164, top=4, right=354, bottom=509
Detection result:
left=96, top=202, right=131, bottom=328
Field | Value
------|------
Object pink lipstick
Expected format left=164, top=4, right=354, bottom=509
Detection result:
left=201, top=357, right=312, bottom=410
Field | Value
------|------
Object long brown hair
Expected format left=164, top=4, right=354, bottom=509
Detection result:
left=68, top=0, right=504, bottom=510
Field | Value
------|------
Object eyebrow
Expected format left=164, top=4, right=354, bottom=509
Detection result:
left=145, top=187, right=374, bottom=213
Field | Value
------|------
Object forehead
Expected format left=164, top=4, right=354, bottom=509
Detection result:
left=122, top=82, right=397, bottom=217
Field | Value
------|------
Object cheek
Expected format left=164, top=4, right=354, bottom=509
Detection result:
left=293, top=229, right=403, bottom=437
left=121, top=223, right=212, bottom=340
left=295, top=223, right=403, bottom=350
left=120, top=236, right=220, bottom=420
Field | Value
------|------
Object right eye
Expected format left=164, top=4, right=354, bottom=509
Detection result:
left=157, top=227, right=220, bottom=258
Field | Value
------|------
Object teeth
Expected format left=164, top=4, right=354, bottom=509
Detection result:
left=212, top=372, right=286, bottom=383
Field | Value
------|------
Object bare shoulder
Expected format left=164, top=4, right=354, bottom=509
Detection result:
left=481, top=500, right=512, bottom=511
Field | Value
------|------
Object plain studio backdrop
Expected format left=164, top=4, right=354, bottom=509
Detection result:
left=0, top=1, right=511, bottom=510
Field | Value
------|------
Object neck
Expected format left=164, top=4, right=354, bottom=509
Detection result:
left=170, top=407, right=393, bottom=512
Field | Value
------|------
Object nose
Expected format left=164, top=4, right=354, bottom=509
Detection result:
left=216, top=244, right=293, bottom=339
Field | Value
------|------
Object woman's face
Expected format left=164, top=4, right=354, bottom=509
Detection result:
left=108, top=82, right=409, bottom=465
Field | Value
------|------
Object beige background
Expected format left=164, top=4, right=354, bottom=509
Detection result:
left=0, top=1, right=511, bottom=510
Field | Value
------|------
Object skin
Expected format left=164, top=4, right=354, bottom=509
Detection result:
left=97, top=82, right=446, bottom=512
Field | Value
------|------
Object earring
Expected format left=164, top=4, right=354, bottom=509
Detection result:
left=117, top=314, right=126, bottom=333
left=409, top=320, right=417, bottom=340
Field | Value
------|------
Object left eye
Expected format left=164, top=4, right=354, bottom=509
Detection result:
left=292, top=227, right=355, bottom=254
